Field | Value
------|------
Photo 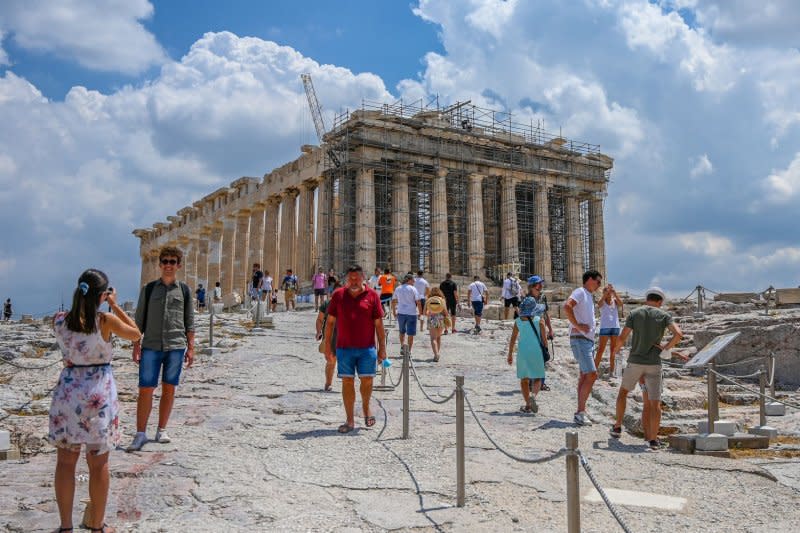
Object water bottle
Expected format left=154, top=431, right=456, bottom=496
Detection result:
left=382, top=358, right=392, bottom=368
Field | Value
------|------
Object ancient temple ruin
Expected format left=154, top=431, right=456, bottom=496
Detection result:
left=133, top=100, right=613, bottom=294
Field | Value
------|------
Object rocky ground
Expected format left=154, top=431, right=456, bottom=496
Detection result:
left=1, top=303, right=800, bottom=532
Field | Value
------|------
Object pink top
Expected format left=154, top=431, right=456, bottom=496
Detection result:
left=312, top=273, right=327, bottom=289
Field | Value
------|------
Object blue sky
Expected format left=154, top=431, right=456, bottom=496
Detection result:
left=1, top=0, right=799, bottom=315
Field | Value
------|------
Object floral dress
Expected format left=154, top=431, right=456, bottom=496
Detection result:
left=48, top=312, right=120, bottom=454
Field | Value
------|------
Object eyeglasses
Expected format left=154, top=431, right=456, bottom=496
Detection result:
left=160, top=259, right=178, bottom=265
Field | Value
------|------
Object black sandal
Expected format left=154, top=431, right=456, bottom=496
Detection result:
left=89, top=524, right=114, bottom=533
left=364, top=415, right=376, bottom=428
left=57, top=528, right=73, bottom=532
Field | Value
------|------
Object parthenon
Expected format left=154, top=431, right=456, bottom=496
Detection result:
left=133, top=100, right=613, bottom=295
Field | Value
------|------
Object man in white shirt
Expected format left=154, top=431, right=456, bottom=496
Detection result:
left=414, top=270, right=430, bottom=331
left=468, top=275, right=489, bottom=333
left=563, top=269, right=603, bottom=426
left=391, top=273, right=422, bottom=352
left=501, top=272, right=521, bottom=320
left=368, top=268, right=381, bottom=291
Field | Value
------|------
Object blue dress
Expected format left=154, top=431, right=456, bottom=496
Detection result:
left=515, top=316, right=546, bottom=380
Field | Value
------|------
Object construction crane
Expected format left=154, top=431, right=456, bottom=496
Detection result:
left=300, top=73, right=340, bottom=167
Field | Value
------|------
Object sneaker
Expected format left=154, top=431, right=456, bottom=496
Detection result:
left=126, top=432, right=148, bottom=452
left=609, top=426, right=622, bottom=438
left=154, top=429, right=171, bottom=443
left=574, top=412, right=592, bottom=426
left=530, top=397, right=539, bottom=414
left=648, top=439, right=661, bottom=450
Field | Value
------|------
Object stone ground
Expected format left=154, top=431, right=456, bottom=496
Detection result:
left=2, top=308, right=800, bottom=532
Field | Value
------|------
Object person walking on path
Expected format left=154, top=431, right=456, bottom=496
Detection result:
left=595, top=283, right=623, bottom=378
left=502, top=272, right=521, bottom=320
left=3, top=298, right=11, bottom=321
left=213, top=281, right=222, bottom=303
left=414, top=270, right=430, bottom=331
left=261, top=271, right=273, bottom=303
left=49, top=269, right=141, bottom=533
left=312, top=268, right=328, bottom=311
left=525, top=275, right=555, bottom=391
left=507, top=296, right=548, bottom=414
left=468, top=275, right=488, bottom=333
left=250, top=264, right=264, bottom=303
left=424, top=288, right=450, bottom=362
left=281, top=269, right=298, bottom=311
left=128, top=246, right=195, bottom=452
left=324, top=265, right=387, bottom=433
left=391, top=273, right=422, bottom=354
left=368, top=267, right=381, bottom=291
left=195, top=284, right=206, bottom=313
left=439, top=273, right=459, bottom=334
left=377, top=268, right=397, bottom=314
left=610, top=287, right=686, bottom=449
left=563, top=269, right=602, bottom=426
left=316, top=280, right=341, bottom=392
left=327, top=268, right=339, bottom=296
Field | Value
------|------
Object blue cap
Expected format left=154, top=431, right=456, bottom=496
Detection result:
left=527, top=275, right=544, bottom=285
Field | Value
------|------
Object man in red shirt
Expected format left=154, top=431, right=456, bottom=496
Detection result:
left=324, top=264, right=387, bottom=433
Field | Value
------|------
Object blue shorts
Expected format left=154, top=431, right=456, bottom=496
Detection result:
left=336, top=347, right=377, bottom=378
left=570, top=337, right=596, bottom=374
left=397, top=314, right=417, bottom=336
left=139, top=348, right=185, bottom=388
left=471, top=300, right=484, bottom=317
left=599, top=328, right=620, bottom=337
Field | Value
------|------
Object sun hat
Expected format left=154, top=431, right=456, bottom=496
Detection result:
left=426, top=296, right=445, bottom=314
left=645, top=287, right=666, bottom=300
left=519, top=296, right=537, bottom=317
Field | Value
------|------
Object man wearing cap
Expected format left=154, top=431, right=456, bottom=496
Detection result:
left=392, top=273, right=423, bottom=353
left=609, top=287, right=685, bottom=450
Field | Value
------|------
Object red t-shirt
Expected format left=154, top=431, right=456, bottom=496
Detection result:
left=327, top=287, right=384, bottom=349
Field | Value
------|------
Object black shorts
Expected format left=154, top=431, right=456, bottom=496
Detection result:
left=504, top=297, right=520, bottom=308
left=314, top=288, right=326, bottom=296
left=445, top=299, right=457, bottom=316
left=198, top=301, right=206, bottom=308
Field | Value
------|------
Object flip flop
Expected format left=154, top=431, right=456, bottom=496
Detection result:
left=364, top=415, right=376, bottom=428
left=520, top=404, right=532, bottom=413
left=338, top=424, right=355, bottom=434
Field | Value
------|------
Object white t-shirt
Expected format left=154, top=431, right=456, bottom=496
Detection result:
left=567, top=287, right=595, bottom=339
left=261, top=276, right=273, bottom=292
left=393, top=284, right=421, bottom=315
left=469, top=281, right=488, bottom=302
left=599, top=301, right=619, bottom=329
left=501, top=278, right=520, bottom=299
left=369, top=274, right=380, bottom=290
left=414, top=277, right=430, bottom=298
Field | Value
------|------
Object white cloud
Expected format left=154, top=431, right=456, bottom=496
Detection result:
left=689, top=153, right=712, bottom=178
left=0, top=0, right=166, bottom=75
left=0, top=30, right=9, bottom=66
left=761, top=152, right=800, bottom=204
left=691, top=0, right=800, bottom=48
left=675, top=231, right=733, bottom=256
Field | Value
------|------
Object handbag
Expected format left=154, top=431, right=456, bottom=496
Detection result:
left=526, top=317, right=551, bottom=362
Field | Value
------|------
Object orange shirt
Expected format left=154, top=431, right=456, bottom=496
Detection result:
left=378, top=274, right=397, bottom=295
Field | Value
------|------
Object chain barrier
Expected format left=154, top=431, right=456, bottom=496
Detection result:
left=0, top=356, right=63, bottom=371
left=663, top=355, right=768, bottom=370
left=0, top=384, right=58, bottom=423
left=578, top=451, right=634, bottom=533
left=708, top=368, right=800, bottom=410
left=407, top=355, right=456, bottom=404
left=385, top=363, right=402, bottom=388
left=680, top=287, right=697, bottom=302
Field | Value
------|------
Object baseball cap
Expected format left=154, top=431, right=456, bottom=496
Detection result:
left=645, top=287, right=665, bottom=300
left=527, top=275, right=544, bottom=285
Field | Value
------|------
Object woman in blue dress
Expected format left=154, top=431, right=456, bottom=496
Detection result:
left=506, top=297, right=547, bottom=413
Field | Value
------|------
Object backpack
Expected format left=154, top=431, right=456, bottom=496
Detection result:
left=510, top=278, right=520, bottom=296
left=142, top=280, right=190, bottom=333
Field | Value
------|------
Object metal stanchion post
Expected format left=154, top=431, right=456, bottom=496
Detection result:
left=203, top=304, right=218, bottom=355
left=707, top=362, right=718, bottom=432
left=402, top=346, right=410, bottom=439
left=566, top=431, right=580, bottom=533
left=456, top=375, right=465, bottom=508
left=759, top=368, right=767, bottom=428
left=769, top=352, right=776, bottom=398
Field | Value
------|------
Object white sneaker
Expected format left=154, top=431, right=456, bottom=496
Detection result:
left=574, top=412, right=592, bottom=426
left=155, top=429, right=171, bottom=443
left=126, top=432, right=148, bottom=452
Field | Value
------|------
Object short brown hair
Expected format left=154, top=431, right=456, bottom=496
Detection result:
left=159, top=246, right=183, bottom=263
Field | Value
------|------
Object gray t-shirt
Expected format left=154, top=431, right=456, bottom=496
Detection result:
left=624, top=306, right=673, bottom=365
left=135, top=280, right=195, bottom=352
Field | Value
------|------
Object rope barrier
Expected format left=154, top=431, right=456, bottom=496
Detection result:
left=680, top=287, right=697, bottom=302
left=578, top=451, right=634, bottom=533
left=708, top=369, right=800, bottom=410
left=407, top=356, right=456, bottom=404
left=0, top=356, right=63, bottom=371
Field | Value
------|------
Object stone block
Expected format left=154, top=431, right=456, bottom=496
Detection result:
left=748, top=426, right=778, bottom=439
left=0, top=429, right=9, bottom=451
left=211, top=303, right=224, bottom=315
left=775, top=288, right=800, bottom=306
left=668, top=434, right=696, bottom=454
left=766, top=402, right=786, bottom=416
left=697, top=419, right=738, bottom=436
left=695, top=433, right=728, bottom=451
left=21, top=314, right=34, bottom=323
left=727, top=433, right=770, bottom=449
left=0, top=446, right=20, bottom=461
left=714, top=293, right=758, bottom=304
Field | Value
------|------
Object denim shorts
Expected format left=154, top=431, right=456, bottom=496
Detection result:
left=139, top=348, right=184, bottom=388
left=599, top=327, right=620, bottom=337
left=570, top=337, right=596, bottom=374
left=471, top=300, right=484, bottom=317
left=336, top=347, right=377, bottom=378
left=397, top=314, right=417, bottom=336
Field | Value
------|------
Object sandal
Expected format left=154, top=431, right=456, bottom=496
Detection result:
left=337, top=424, right=355, bottom=434
left=520, top=404, right=532, bottom=413
left=56, top=528, right=73, bottom=532
left=88, top=525, right=115, bottom=533
left=324, top=384, right=333, bottom=392
left=364, top=415, right=376, bottom=428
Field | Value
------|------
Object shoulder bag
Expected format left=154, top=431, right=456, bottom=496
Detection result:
left=525, top=317, right=551, bottom=362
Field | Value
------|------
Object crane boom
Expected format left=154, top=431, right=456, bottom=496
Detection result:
left=300, top=73, right=340, bottom=167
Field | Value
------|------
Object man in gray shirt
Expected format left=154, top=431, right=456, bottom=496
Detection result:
left=128, top=245, right=195, bottom=452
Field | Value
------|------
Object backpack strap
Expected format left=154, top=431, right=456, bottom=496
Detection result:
left=141, top=281, right=157, bottom=334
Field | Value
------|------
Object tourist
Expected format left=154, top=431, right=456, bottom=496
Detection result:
left=414, top=270, right=430, bottom=331
left=261, top=270, right=273, bottom=302
left=439, top=273, right=459, bottom=334
left=507, top=296, right=547, bottom=414
left=270, top=286, right=278, bottom=313
left=368, top=267, right=381, bottom=291
left=312, top=267, right=328, bottom=311
left=250, top=263, right=264, bottom=302
left=3, top=298, right=11, bottom=321
left=563, top=269, right=602, bottom=426
left=424, top=288, right=450, bottom=362
left=213, top=281, right=222, bottom=303
left=49, top=269, right=141, bottom=533
left=525, top=275, right=555, bottom=392
left=610, top=287, right=686, bottom=449
left=316, top=280, right=341, bottom=391
left=468, top=275, right=488, bottom=333
left=323, top=265, right=387, bottom=433
left=595, top=283, right=623, bottom=378
left=502, top=272, right=521, bottom=320
left=128, top=246, right=195, bottom=452
left=391, top=272, right=422, bottom=354
left=282, top=269, right=298, bottom=311
left=327, top=268, right=338, bottom=296
left=195, top=284, right=206, bottom=313
left=377, top=268, right=397, bottom=314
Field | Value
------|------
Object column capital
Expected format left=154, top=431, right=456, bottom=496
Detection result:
left=236, top=207, right=252, bottom=217
left=282, top=188, right=299, bottom=199
left=436, top=168, right=449, bottom=178
left=468, top=172, right=485, bottom=182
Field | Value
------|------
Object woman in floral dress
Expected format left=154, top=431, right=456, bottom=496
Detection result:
left=49, top=269, right=140, bottom=533
left=424, top=288, right=451, bottom=362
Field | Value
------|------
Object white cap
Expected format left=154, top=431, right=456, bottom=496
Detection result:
left=645, top=287, right=666, bottom=300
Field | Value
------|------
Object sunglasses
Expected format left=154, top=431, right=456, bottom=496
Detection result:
left=160, top=259, right=179, bottom=265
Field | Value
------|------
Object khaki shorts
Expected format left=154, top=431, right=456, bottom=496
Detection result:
left=621, top=363, right=663, bottom=401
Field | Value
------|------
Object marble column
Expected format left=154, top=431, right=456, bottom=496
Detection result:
left=315, top=177, right=330, bottom=271
left=207, top=222, right=224, bottom=290
left=589, top=197, right=606, bottom=278
left=221, top=216, right=237, bottom=297
left=248, top=204, right=266, bottom=272
left=431, top=169, right=450, bottom=277
left=233, top=209, right=251, bottom=297
left=279, top=190, right=298, bottom=272
left=148, top=251, right=159, bottom=285
left=467, top=173, right=485, bottom=276
left=297, top=183, right=315, bottom=281
left=183, top=236, right=198, bottom=289
left=501, top=175, right=519, bottom=266
left=355, top=168, right=376, bottom=269
left=534, top=183, right=552, bottom=281
left=391, top=172, right=411, bottom=274
left=565, top=195, right=583, bottom=284
left=196, top=229, right=210, bottom=289
left=263, top=199, right=280, bottom=279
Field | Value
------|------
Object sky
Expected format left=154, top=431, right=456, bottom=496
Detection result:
left=1, top=0, right=799, bottom=316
